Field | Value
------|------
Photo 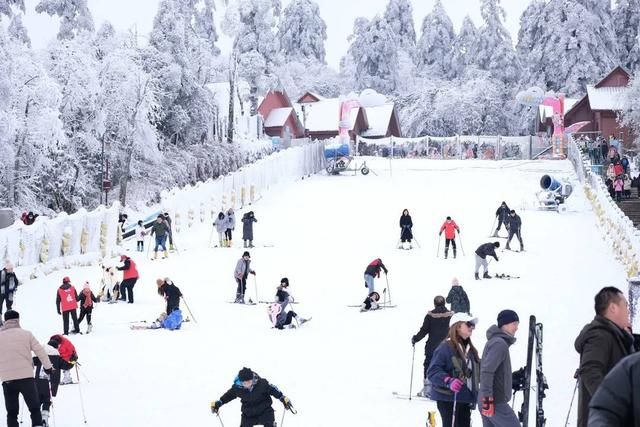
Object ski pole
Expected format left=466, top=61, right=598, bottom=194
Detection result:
left=181, top=295, right=197, bottom=323
left=458, top=235, right=465, bottom=256
left=489, top=216, right=497, bottom=237
left=215, top=413, right=226, bottom=427
left=395, top=238, right=401, bottom=249
left=146, top=237, right=152, bottom=257
left=19, top=399, right=23, bottom=424
left=76, top=366, right=88, bottom=424
left=435, top=234, right=441, bottom=257
left=281, top=409, right=287, bottom=427
left=385, top=274, right=392, bottom=305
left=451, top=392, right=458, bottom=427
left=409, top=344, right=416, bottom=400
left=564, top=379, right=579, bottom=427
left=253, top=275, right=259, bottom=304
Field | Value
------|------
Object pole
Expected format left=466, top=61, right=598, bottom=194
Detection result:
left=216, top=413, right=226, bottom=427
left=100, top=136, right=104, bottom=205
left=253, top=275, right=258, bottom=305
left=385, top=274, right=392, bottom=305
left=281, top=409, right=287, bottom=427
left=451, top=393, right=458, bottom=427
left=436, top=234, right=442, bottom=257
left=564, top=379, right=579, bottom=427
left=76, top=366, right=88, bottom=424
left=489, top=216, right=497, bottom=237
left=413, top=237, right=421, bottom=249
left=458, top=234, right=466, bottom=256
left=390, top=136, right=394, bottom=177
left=409, top=344, right=416, bottom=400
left=181, top=296, right=197, bottom=323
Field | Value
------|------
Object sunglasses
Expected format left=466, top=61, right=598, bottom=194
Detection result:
left=465, top=322, right=476, bottom=329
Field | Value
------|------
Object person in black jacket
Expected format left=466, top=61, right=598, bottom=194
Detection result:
left=157, top=278, right=183, bottom=315
left=211, top=367, right=292, bottom=426
left=411, top=296, right=454, bottom=397
left=474, top=242, right=499, bottom=280
left=492, top=202, right=510, bottom=237
left=399, top=209, right=413, bottom=249
left=0, top=261, right=19, bottom=317
left=505, top=210, right=523, bottom=251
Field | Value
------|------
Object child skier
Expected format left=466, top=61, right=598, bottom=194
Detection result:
left=211, top=367, right=293, bottom=427
left=439, top=216, right=460, bottom=259
left=48, top=335, right=78, bottom=385
left=135, top=220, right=146, bottom=252
left=364, top=258, right=388, bottom=295
left=234, top=251, right=256, bottom=303
left=226, top=208, right=236, bottom=247
left=56, top=277, right=80, bottom=335
left=269, top=278, right=308, bottom=329
left=445, top=277, right=470, bottom=313
left=214, top=211, right=227, bottom=247
left=399, top=209, right=413, bottom=249
left=33, top=341, right=63, bottom=426
left=241, top=211, right=257, bottom=248
left=361, top=291, right=381, bottom=312
left=77, top=282, right=98, bottom=333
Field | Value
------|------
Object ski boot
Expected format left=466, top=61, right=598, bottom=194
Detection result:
left=520, top=244, right=524, bottom=251
left=244, top=240, right=248, bottom=248
left=248, top=241, right=254, bottom=248
left=60, top=370, right=73, bottom=385
left=505, top=243, right=511, bottom=250
left=491, top=230, right=499, bottom=237
left=163, top=250, right=169, bottom=259
left=86, top=324, right=93, bottom=334
left=483, top=272, right=492, bottom=279
left=444, top=249, right=448, bottom=259
left=42, top=410, right=49, bottom=427
left=475, top=272, right=480, bottom=280
left=234, top=294, right=245, bottom=304
left=453, top=250, right=457, bottom=259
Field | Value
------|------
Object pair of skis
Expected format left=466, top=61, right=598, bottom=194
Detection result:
left=517, top=315, right=548, bottom=427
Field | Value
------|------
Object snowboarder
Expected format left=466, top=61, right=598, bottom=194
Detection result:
left=399, top=209, right=413, bottom=249
left=364, top=258, right=388, bottom=295
left=0, top=261, right=19, bottom=317
left=439, top=216, right=460, bottom=259
left=97, top=264, right=119, bottom=302
left=427, top=312, right=480, bottom=427
left=77, top=282, right=97, bottom=334
left=411, top=296, right=454, bottom=397
left=0, top=310, right=53, bottom=427
left=163, top=212, right=174, bottom=250
left=156, top=278, right=182, bottom=315
left=226, top=208, right=236, bottom=247
left=446, top=277, right=470, bottom=314
left=474, top=242, right=500, bottom=280
left=234, top=251, right=256, bottom=303
left=242, top=211, right=257, bottom=248
left=47, top=335, right=78, bottom=385
left=33, top=339, right=63, bottom=427
left=505, top=210, right=523, bottom=251
left=270, top=278, right=308, bottom=329
left=479, top=310, right=520, bottom=426
left=56, top=277, right=80, bottom=335
left=493, top=202, right=510, bottom=237
left=214, top=211, right=228, bottom=247
left=135, top=220, right=146, bottom=252
left=210, top=367, right=293, bottom=427
left=361, top=291, right=381, bottom=312
left=150, top=215, right=170, bottom=259
left=117, top=255, right=139, bottom=304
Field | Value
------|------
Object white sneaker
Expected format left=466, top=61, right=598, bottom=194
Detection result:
left=87, top=324, right=93, bottom=333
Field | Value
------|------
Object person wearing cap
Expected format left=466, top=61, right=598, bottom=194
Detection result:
left=234, top=251, right=256, bottom=304
left=364, top=258, right=388, bottom=296
left=150, top=215, right=170, bottom=259
left=492, top=202, right=510, bottom=237
left=446, top=277, right=470, bottom=314
left=77, top=282, right=98, bottom=334
left=474, top=242, right=500, bottom=280
left=399, top=209, right=413, bottom=249
left=55, top=277, right=80, bottom=335
left=479, top=309, right=520, bottom=426
left=427, top=312, right=480, bottom=427
left=0, top=261, right=19, bottom=318
left=117, top=255, right=139, bottom=304
left=0, top=310, right=52, bottom=427
left=271, top=278, right=308, bottom=329
left=211, top=367, right=292, bottom=426
left=156, top=278, right=182, bottom=315
left=412, top=296, right=454, bottom=397
left=505, top=210, right=523, bottom=252
left=439, top=216, right=460, bottom=259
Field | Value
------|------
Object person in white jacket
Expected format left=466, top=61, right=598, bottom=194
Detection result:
left=136, top=220, right=146, bottom=252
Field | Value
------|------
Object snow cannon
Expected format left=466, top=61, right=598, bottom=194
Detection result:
left=537, top=175, right=573, bottom=211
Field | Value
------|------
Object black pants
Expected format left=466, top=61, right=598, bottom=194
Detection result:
left=436, top=400, right=472, bottom=427
left=423, top=349, right=434, bottom=380
left=137, top=241, right=144, bottom=251
left=507, top=229, right=523, bottom=248
left=166, top=300, right=180, bottom=315
left=120, top=278, right=138, bottom=303
left=240, top=409, right=275, bottom=427
left=2, top=378, right=43, bottom=427
left=225, top=229, right=233, bottom=241
left=444, top=239, right=457, bottom=256
left=0, top=293, right=13, bottom=314
left=78, top=306, right=93, bottom=326
left=62, top=309, right=80, bottom=334
left=496, top=218, right=508, bottom=232
left=236, top=277, right=247, bottom=298
left=276, top=311, right=297, bottom=329
left=36, top=378, right=51, bottom=411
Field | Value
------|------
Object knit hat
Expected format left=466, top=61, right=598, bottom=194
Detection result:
left=62, top=277, right=71, bottom=283
left=83, top=281, right=91, bottom=290
left=451, top=277, right=459, bottom=286
left=497, top=309, right=519, bottom=328
left=156, top=278, right=164, bottom=287
left=446, top=216, right=451, bottom=220
left=4, top=310, right=19, bottom=321
left=47, top=337, right=60, bottom=348
left=242, top=251, right=250, bottom=258
left=238, top=367, right=253, bottom=381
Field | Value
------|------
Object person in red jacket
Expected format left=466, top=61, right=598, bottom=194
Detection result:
left=48, top=335, right=78, bottom=385
left=439, top=216, right=460, bottom=259
left=364, top=258, right=388, bottom=295
left=56, top=277, right=80, bottom=335
left=117, top=255, right=139, bottom=304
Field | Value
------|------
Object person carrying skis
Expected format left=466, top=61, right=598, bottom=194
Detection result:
left=479, top=310, right=520, bottom=426
left=439, top=216, right=460, bottom=259
left=505, top=210, right=523, bottom=251
left=0, top=261, right=19, bottom=318
left=156, top=278, right=182, bottom=315
left=411, top=296, right=454, bottom=398
left=211, top=367, right=293, bottom=427
left=117, top=255, right=139, bottom=304
left=234, top=251, right=256, bottom=304
left=214, top=211, right=228, bottom=247
left=493, top=202, right=510, bottom=237
left=47, top=335, right=78, bottom=385
left=77, top=282, right=98, bottom=334
left=225, top=208, right=236, bottom=247
left=364, top=258, right=388, bottom=295
left=242, top=211, right=257, bottom=248
left=33, top=339, right=63, bottom=427
left=399, top=209, right=413, bottom=249
left=150, top=215, right=170, bottom=259
left=135, top=220, right=146, bottom=252
left=56, top=277, right=80, bottom=335
left=446, top=277, right=470, bottom=314
left=474, top=242, right=499, bottom=280
left=270, top=278, right=308, bottom=329
left=427, top=312, right=480, bottom=427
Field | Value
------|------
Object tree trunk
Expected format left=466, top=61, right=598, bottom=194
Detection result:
left=119, top=143, right=134, bottom=207
left=227, top=55, right=237, bottom=144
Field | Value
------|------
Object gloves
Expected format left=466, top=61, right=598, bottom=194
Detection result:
left=57, top=310, right=61, bottom=315
left=250, top=271, right=256, bottom=276
left=445, top=377, right=464, bottom=393
left=211, top=400, right=222, bottom=414
left=481, top=396, right=495, bottom=417
left=281, top=396, right=292, bottom=409
left=411, top=337, right=416, bottom=345
left=44, top=367, right=53, bottom=376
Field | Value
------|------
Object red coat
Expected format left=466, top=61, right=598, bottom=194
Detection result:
left=51, top=335, right=77, bottom=362
left=57, top=285, right=78, bottom=312
left=119, top=257, right=139, bottom=280
left=614, top=164, right=624, bottom=176
left=440, top=220, right=459, bottom=239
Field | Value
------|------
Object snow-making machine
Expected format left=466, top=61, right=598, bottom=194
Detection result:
left=536, top=174, right=573, bottom=211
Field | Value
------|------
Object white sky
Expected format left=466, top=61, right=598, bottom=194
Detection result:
left=22, top=0, right=532, bottom=69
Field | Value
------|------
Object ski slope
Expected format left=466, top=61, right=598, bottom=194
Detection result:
left=7, top=158, right=626, bottom=426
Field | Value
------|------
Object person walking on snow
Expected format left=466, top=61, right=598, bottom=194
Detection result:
left=47, top=335, right=77, bottom=386
left=214, top=211, right=228, bottom=247
left=156, top=278, right=182, bottom=315
left=493, top=202, right=510, bottom=237
left=411, top=296, right=454, bottom=398
left=234, top=251, right=256, bottom=303
left=135, top=220, right=146, bottom=252
left=150, top=215, right=170, bottom=259
left=399, top=209, right=413, bottom=249
left=0, top=261, right=19, bottom=318
left=364, top=258, right=388, bottom=295
left=446, top=277, right=470, bottom=314
left=163, top=212, right=174, bottom=250
left=211, top=367, right=293, bottom=427
left=270, top=278, right=308, bottom=329
left=479, top=310, right=521, bottom=427
left=56, top=277, right=80, bottom=335
left=117, top=255, right=139, bottom=304
left=474, top=242, right=499, bottom=280
left=439, top=216, right=460, bottom=259
left=0, top=310, right=53, bottom=427
left=77, top=282, right=97, bottom=334
left=242, top=211, right=257, bottom=248
left=505, top=210, right=523, bottom=251
left=225, top=208, right=236, bottom=247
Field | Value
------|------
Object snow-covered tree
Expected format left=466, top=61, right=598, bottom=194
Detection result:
left=279, top=0, right=327, bottom=63
left=383, top=0, right=416, bottom=51
left=8, top=13, right=30, bottom=46
left=476, top=0, right=520, bottom=84
left=415, top=0, right=455, bottom=77
left=516, top=0, right=546, bottom=88
left=622, top=72, right=640, bottom=145
left=276, top=60, right=341, bottom=100
left=614, top=0, right=640, bottom=71
left=451, top=15, right=479, bottom=78
left=35, top=0, right=94, bottom=40
left=0, top=0, right=24, bottom=18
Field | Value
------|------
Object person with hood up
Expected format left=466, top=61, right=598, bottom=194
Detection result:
left=399, top=209, right=413, bottom=249
left=55, top=277, right=80, bottom=335
left=479, top=310, right=520, bottom=426
left=156, top=278, right=182, bottom=315
left=0, top=261, right=19, bottom=318
left=492, top=202, right=510, bottom=237
left=214, top=211, right=228, bottom=247
left=234, top=251, right=256, bottom=303
left=211, top=367, right=293, bottom=427
left=225, top=208, right=236, bottom=248
left=77, top=282, right=98, bottom=334
left=474, top=242, right=500, bottom=280
left=446, top=277, right=470, bottom=314
left=117, top=255, right=139, bottom=304
left=241, top=211, right=257, bottom=248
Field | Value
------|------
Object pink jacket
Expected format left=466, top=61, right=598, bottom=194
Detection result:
left=614, top=179, right=624, bottom=192
left=0, top=319, right=51, bottom=381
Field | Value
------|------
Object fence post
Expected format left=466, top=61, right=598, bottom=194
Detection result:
left=529, top=135, right=533, bottom=160
left=629, top=277, right=640, bottom=332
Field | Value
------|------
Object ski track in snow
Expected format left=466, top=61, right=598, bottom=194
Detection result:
left=7, top=158, right=625, bottom=426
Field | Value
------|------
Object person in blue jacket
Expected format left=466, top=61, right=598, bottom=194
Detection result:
left=427, top=312, right=480, bottom=427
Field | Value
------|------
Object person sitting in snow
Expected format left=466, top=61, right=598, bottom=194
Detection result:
left=269, top=278, right=309, bottom=329
left=361, top=291, right=381, bottom=312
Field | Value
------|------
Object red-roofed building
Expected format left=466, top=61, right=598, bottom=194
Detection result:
left=258, top=91, right=305, bottom=139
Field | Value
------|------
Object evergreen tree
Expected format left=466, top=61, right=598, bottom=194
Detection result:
left=415, top=0, right=454, bottom=77
left=451, top=15, right=479, bottom=78
left=614, top=0, right=640, bottom=71
left=0, top=0, right=24, bottom=18
left=516, top=0, right=546, bottom=87
left=8, top=13, right=30, bottom=46
left=35, top=0, right=94, bottom=40
left=279, top=0, right=327, bottom=63
left=383, top=0, right=416, bottom=51
left=476, top=0, right=520, bottom=84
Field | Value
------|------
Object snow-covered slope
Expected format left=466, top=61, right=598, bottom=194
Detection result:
left=8, top=158, right=625, bottom=426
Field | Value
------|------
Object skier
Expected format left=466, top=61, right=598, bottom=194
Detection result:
left=98, top=264, right=119, bottom=302
left=150, top=214, right=170, bottom=259
left=270, top=278, right=308, bottom=329
left=0, top=310, right=53, bottom=427
left=0, top=261, right=19, bottom=317
left=364, top=258, right=388, bottom=295
left=234, top=251, right=256, bottom=303
left=505, top=210, right=523, bottom=251
left=47, top=335, right=78, bottom=385
left=117, top=255, right=139, bottom=303
left=474, top=242, right=500, bottom=280
left=241, top=211, right=257, bottom=248
left=214, top=211, right=228, bottom=247
left=77, top=282, right=98, bottom=334
left=427, top=312, right=480, bottom=427
left=479, top=310, right=520, bottom=426
left=226, top=208, right=236, bottom=248
left=446, top=277, right=470, bottom=314
left=55, top=277, right=80, bottom=335
left=492, top=202, right=510, bottom=237
left=439, top=216, right=460, bottom=259
left=361, top=291, right=381, bottom=312
left=33, top=339, right=63, bottom=427
left=411, top=296, right=454, bottom=397
left=163, top=212, right=174, bottom=251
left=156, top=278, right=182, bottom=315
left=399, top=209, right=413, bottom=249
left=210, top=367, right=293, bottom=427
left=135, top=220, right=146, bottom=252
left=574, top=286, right=634, bottom=427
